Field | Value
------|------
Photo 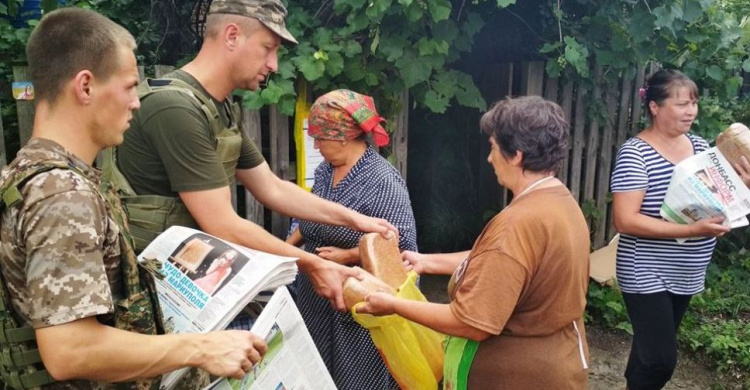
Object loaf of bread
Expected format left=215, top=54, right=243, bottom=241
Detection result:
left=359, top=233, right=408, bottom=289
left=716, top=123, right=750, bottom=168
left=342, top=267, right=395, bottom=310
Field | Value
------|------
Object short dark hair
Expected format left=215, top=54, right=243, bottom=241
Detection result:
left=480, top=96, right=569, bottom=174
left=26, top=8, right=136, bottom=104
left=644, top=69, right=698, bottom=120
left=204, top=13, right=262, bottom=39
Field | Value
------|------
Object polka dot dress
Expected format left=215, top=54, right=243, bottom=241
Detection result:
left=297, top=147, right=418, bottom=390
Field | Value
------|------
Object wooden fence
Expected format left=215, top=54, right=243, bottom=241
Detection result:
left=4, top=65, right=410, bottom=239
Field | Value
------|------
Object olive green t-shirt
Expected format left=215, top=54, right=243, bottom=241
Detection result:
left=117, top=70, right=264, bottom=197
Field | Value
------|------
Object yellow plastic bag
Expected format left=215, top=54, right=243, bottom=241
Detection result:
left=352, top=272, right=445, bottom=390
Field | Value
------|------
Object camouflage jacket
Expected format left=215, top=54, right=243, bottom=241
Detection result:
left=0, top=139, right=162, bottom=390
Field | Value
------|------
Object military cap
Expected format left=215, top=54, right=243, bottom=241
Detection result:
left=208, top=0, right=298, bottom=44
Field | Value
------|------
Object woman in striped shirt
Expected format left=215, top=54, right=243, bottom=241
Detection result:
left=610, top=69, right=730, bottom=390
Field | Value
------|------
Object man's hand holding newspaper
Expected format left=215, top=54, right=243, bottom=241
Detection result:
left=194, top=330, right=268, bottom=379
left=205, top=287, right=337, bottom=390
left=137, top=226, right=301, bottom=388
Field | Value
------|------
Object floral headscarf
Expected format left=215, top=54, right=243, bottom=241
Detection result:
left=307, top=89, right=390, bottom=147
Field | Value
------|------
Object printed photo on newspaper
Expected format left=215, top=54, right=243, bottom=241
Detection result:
left=206, top=287, right=336, bottom=390
left=136, top=226, right=298, bottom=389
left=661, top=146, right=750, bottom=233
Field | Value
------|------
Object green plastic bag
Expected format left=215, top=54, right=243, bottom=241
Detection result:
left=443, top=335, right=479, bottom=390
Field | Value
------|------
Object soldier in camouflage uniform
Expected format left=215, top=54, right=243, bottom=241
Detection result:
left=111, top=0, right=397, bottom=312
left=0, top=8, right=267, bottom=389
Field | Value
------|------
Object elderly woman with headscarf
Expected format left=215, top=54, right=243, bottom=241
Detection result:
left=287, top=89, right=417, bottom=390
left=358, top=96, right=590, bottom=390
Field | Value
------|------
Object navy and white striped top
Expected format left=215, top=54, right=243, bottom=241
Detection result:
left=610, top=135, right=716, bottom=295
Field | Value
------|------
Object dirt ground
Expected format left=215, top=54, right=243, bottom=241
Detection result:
left=586, top=326, right=716, bottom=390
left=418, top=275, right=745, bottom=390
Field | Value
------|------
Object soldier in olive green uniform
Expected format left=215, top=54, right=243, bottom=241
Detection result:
left=112, top=0, right=397, bottom=311
left=0, top=8, right=266, bottom=389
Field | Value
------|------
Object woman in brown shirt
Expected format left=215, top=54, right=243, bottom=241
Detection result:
left=358, top=96, right=591, bottom=389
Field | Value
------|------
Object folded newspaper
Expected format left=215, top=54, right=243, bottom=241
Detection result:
left=205, top=287, right=337, bottom=390
left=136, top=226, right=299, bottom=389
left=660, top=123, right=750, bottom=238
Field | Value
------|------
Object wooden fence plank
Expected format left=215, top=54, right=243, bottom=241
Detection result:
left=478, top=64, right=513, bottom=211
left=607, top=73, right=635, bottom=242
left=498, top=63, right=514, bottom=207
left=569, top=85, right=586, bottom=202
left=630, top=64, right=646, bottom=136
left=557, top=80, right=573, bottom=185
left=583, top=66, right=603, bottom=206
left=241, top=107, right=264, bottom=225
left=616, top=74, right=634, bottom=148
left=13, top=66, right=34, bottom=147
left=391, top=90, right=409, bottom=180
left=138, top=65, right=146, bottom=81
left=521, top=61, right=545, bottom=96
left=594, top=83, right=618, bottom=248
left=496, top=62, right=514, bottom=100
left=0, top=100, right=6, bottom=168
left=544, top=75, right=559, bottom=102
left=269, top=105, right=290, bottom=237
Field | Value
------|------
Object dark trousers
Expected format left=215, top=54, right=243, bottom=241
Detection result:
left=622, top=291, right=692, bottom=390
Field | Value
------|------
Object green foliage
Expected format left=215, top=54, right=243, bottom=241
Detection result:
left=719, top=0, right=750, bottom=16
left=1, top=0, right=196, bottom=67
left=590, top=250, right=750, bottom=375
left=1, top=0, right=196, bottom=161
left=680, top=253, right=750, bottom=375
left=730, top=97, right=750, bottom=125
left=0, top=1, right=34, bottom=77
left=581, top=198, right=605, bottom=242
left=74, top=0, right=197, bottom=65
left=695, top=96, right=739, bottom=141
left=242, top=0, right=504, bottom=119
left=1, top=0, right=42, bottom=159
left=542, top=0, right=750, bottom=137
left=581, top=199, right=603, bottom=221
left=692, top=212, right=750, bottom=378
left=585, top=281, right=632, bottom=334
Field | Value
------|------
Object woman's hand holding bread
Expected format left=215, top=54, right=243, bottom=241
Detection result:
left=356, top=291, right=398, bottom=316
left=402, top=250, right=428, bottom=274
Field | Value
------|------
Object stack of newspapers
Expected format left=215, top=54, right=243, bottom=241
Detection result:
left=661, top=123, right=750, bottom=239
left=137, top=226, right=324, bottom=389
